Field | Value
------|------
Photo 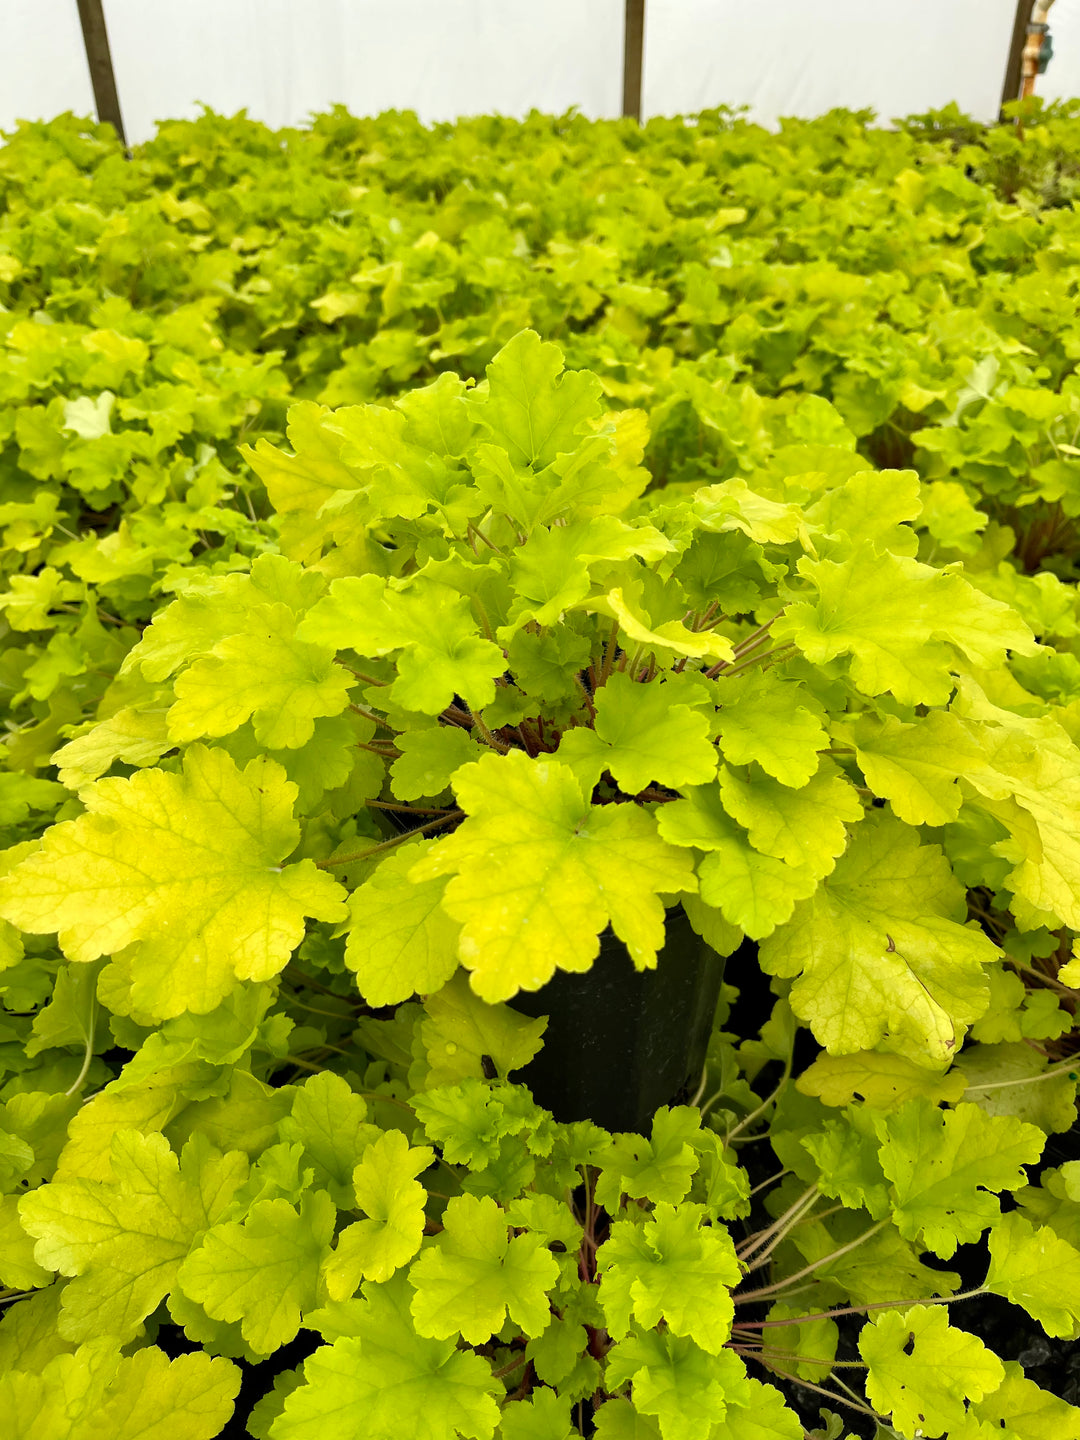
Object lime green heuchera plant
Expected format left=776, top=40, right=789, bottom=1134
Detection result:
left=1, top=331, right=1079, bottom=1439
left=22, top=327, right=1056, bottom=1048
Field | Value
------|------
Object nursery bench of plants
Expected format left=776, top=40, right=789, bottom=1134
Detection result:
left=0, top=100, right=1078, bottom=1440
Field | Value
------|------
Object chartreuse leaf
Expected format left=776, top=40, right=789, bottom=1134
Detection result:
left=595, top=1107, right=700, bottom=1211
left=796, top=1051, right=967, bottom=1110
left=121, top=589, right=244, bottom=684
left=0, top=1342, right=240, bottom=1440
left=461, top=1137, right=538, bottom=1204
left=714, top=672, right=827, bottom=788
left=271, top=1274, right=500, bottom=1440
left=777, top=545, right=1037, bottom=706
left=0, top=567, right=76, bottom=630
left=49, top=1076, right=194, bottom=1185
left=324, top=1130, right=434, bottom=1296
left=177, top=1189, right=336, bottom=1354
left=216, top=711, right=380, bottom=817
left=52, top=703, right=172, bottom=790
left=326, top=400, right=462, bottom=522
left=525, top=1280, right=602, bottom=1402
left=1013, top=1157, right=1080, bottom=1249
left=409, top=1193, right=559, bottom=1343
left=419, top=970, right=547, bottom=1087
left=277, top=1071, right=379, bottom=1209
left=718, top=759, right=861, bottom=878
left=0, top=1195, right=49, bottom=1289
left=1059, top=945, right=1080, bottom=989
left=836, top=711, right=984, bottom=827
left=246, top=1370, right=307, bottom=1440
left=98, top=1347, right=241, bottom=1440
left=0, top=916, right=23, bottom=973
left=659, top=785, right=816, bottom=940
left=687, top=1128, right=751, bottom=1221
left=605, top=1332, right=751, bottom=1440
left=592, top=1398, right=661, bottom=1439
left=344, top=839, right=461, bottom=1006
left=166, top=1285, right=268, bottom=1371
left=395, top=370, right=475, bottom=460
left=805, top=467, right=922, bottom=557
left=228, top=1140, right=312, bottom=1210
left=859, top=1305, right=1004, bottom=1440
left=674, top=529, right=779, bottom=619
left=123, top=555, right=327, bottom=684
left=716, top=1377, right=803, bottom=1439
left=985, top=1211, right=1080, bottom=1339
left=557, top=672, right=717, bottom=795
left=503, top=516, right=670, bottom=631
left=801, top=1108, right=890, bottom=1217
left=542, top=405, right=651, bottom=521
left=504, top=1193, right=583, bottom=1253
left=0, top=746, right=346, bottom=1020
left=918, top=480, right=987, bottom=552
left=0, top=1088, right=81, bottom=1189
left=788, top=1210, right=961, bottom=1310
left=497, top=1388, right=579, bottom=1440
left=876, top=1100, right=1044, bottom=1259
left=760, top=813, right=997, bottom=1058
left=760, top=1304, right=839, bottom=1385
left=411, top=751, right=696, bottom=1002
left=412, top=1080, right=552, bottom=1170
left=694, top=479, right=803, bottom=545
left=390, top=726, right=482, bottom=802
left=183, top=1081, right=292, bottom=1174
left=971, top=1360, right=1080, bottom=1440
left=596, top=588, right=734, bottom=665
left=956, top=1041, right=1079, bottom=1134
left=969, top=967, right=1071, bottom=1047
left=597, top=1203, right=740, bottom=1354
left=167, top=602, right=353, bottom=749
left=960, top=708, right=1080, bottom=931
left=18, top=1129, right=247, bottom=1343
left=241, top=401, right=360, bottom=530
left=466, top=328, right=602, bottom=472
left=230, top=1139, right=315, bottom=1210
left=508, top=626, right=591, bottom=711
left=298, top=574, right=505, bottom=714
left=0, top=1340, right=116, bottom=1439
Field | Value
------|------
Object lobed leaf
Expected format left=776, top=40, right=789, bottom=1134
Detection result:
left=411, top=751, right=697, bottom=1002
left=0, top=746, right=346, bottom=1019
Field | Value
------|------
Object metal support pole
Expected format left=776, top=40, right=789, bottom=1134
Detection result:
left=622, top=0, right=646, bottom=122
left=1001, top=0, right=1034, bottom=113
left=76, top=0, right=127, bottom=146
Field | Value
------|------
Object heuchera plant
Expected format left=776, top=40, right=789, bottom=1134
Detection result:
left=0, top=332, right=1078, bottom=1438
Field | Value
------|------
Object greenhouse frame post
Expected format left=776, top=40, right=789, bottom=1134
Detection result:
left=76, top=0, right=127, bottom=146
left=623, top=0, right=646, bottom=121
left=1001, top=0, right=1035, bottom=113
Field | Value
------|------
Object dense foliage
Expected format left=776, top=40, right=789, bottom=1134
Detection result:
left=0, top=101, right=1079, bottom=1439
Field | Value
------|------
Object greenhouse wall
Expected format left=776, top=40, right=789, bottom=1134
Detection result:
left=2, top=0, right=95, bottom=135
left=102, top=0, right=624, bottom=138
left=1038, top=0, right=1080, bottom=104
left=642, top=0, right=1021, bottom=124
left=3, top=0, right=1080, bottom=142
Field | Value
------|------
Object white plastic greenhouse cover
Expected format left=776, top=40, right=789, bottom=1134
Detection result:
left=1038, top=0, right=1080, bottom=102
left=643, top=0, right=1022, bottom=125
left=2, top=0, right=1080, bottom=142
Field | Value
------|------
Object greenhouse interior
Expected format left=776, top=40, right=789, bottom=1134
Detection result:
left=3, top=3, right=1080, bottom=1438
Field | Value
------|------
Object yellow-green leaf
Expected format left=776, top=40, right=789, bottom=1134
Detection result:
left=0, top=746, right=346, bottom=1020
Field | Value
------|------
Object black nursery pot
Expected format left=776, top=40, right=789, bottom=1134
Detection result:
left=509, top=907, right=726, bottom=1134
